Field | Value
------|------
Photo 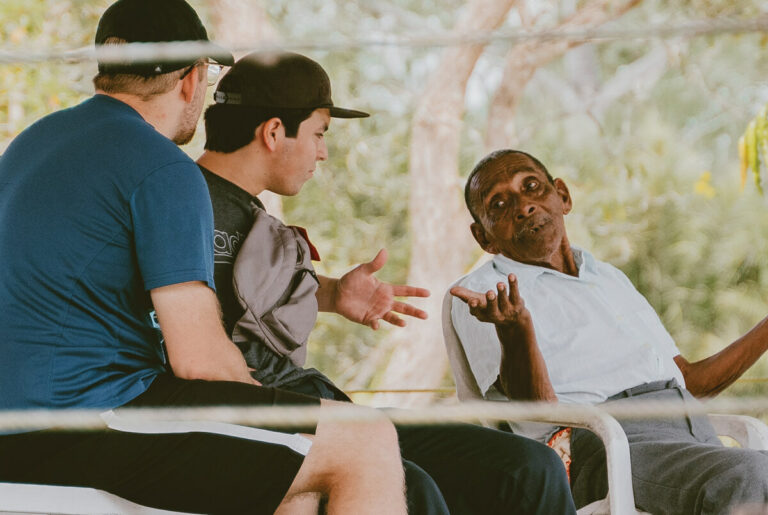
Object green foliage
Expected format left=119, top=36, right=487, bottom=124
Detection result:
left=6, top=0, right=768, bottom=394
left=508, top=30, right=768, bottom=381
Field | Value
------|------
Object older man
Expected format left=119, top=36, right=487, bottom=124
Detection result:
left=451, top=149, right=768, bottom=514
left=0, top=1, right=410, bottom=513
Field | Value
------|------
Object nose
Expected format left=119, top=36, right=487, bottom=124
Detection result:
left=515, top=203, right=536, bottom=220
left=317, top=139, right=328, bottom=161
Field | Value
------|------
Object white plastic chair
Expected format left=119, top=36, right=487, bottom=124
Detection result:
left=441, top=283, right=768, bottom=515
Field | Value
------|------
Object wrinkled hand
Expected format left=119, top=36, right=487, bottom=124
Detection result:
left=450, top=274, right=529, bottom=327
left=335, top=249, right=430, bottom=330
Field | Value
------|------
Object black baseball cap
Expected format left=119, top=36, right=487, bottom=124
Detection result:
left=213, top=52, right=369, bottom=119
left=95, top=0, right=234, bottom=76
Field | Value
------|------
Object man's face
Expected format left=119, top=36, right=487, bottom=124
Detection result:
left=272, top=108, right=330, bottom=196
left=173, top=64, right=207, bottom=145
left=469, top=154, right=572, bottom=265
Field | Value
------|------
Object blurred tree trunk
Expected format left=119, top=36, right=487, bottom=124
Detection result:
left=373, top=0, right=518, bottom=408
left=206, top=0, right=284, bottom=217
left=485, top=0, right=643, bottom=150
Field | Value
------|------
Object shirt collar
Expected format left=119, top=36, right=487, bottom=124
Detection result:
left=491, top=245, right=595, bottom=281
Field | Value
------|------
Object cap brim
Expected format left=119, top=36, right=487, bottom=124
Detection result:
left=329, top=106, right=370, bottom=119
left=207, top=43, right=234, bottom=67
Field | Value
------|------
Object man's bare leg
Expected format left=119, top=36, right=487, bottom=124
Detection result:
left=273, top=492, right=322, bottom=515
left=274, top=400, right=407, bottom=515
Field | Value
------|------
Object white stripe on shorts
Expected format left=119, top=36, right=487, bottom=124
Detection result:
left=100, top=410, right=312, bottom=456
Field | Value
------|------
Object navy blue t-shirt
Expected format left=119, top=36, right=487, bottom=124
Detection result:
left=0, top=95, right=215, bottom=411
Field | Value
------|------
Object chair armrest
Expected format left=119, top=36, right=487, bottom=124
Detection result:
left=708, top=414, right=768, bottom=450
left=524, top=408, right=637, bottom=515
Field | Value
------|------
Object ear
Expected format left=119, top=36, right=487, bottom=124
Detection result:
left=470, top=222, right=499, bottom=254
left=258, top=117, right=284, bottom=152
left=179, top=65, right=201, bottom=104
left=554, top=178, right=573, bottom=215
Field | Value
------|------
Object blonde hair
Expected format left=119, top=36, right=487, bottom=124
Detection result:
left=92, top=37, right=202, bottom=101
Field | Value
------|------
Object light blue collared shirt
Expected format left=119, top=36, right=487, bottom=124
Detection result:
left=451, top=247, right=685, bottom=404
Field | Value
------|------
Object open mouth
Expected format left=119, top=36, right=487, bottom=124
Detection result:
left=515, top=216, right=550, bottom=239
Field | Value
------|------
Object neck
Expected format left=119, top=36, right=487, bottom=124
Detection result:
left=552, top=236, right=579, bottom=276
left=197, top=149, right=268, bottom=196
left=505, top=236, right=579, bottom=277
left=96, top=90, right=179, bottom=140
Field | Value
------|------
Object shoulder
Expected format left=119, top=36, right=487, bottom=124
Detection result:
left=457, top=260, right=499, bottom=290
left=592, top=259, right=638, bottom=291
left=84, top=96, right=197, bottom=178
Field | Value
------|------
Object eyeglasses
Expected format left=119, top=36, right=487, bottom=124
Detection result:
left=206, top=63, right=222, bottom=87
left=179, top=60, right=223, bottom=87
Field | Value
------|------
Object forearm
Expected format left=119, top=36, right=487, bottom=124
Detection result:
left=678, top=316, right=768, bottom=397
left=497, top=320, right=557, bottom=402
left=315, top=275, right=338, bottom=313
left=169, top=336, right=255, bottom=384
left=152, top=281, right=256, bottom=385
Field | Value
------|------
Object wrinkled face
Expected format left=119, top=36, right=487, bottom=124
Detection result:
left=272, top=108, right=330, bottom=196
left=469, top=153, right=572, bottom=265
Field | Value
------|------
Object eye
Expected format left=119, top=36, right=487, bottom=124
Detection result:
left=524, top=179, right=540, bottom=191
left=489, top=199, right=506, bottom=211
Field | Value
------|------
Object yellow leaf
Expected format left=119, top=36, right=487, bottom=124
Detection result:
left=747, top=120, right=762, bottom=194
left=739, top=135, right=747, bottom=191
left=694, top=171, right=716, bottom=199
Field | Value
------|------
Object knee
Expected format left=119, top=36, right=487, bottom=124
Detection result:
left=403, top=461, right=449, bottom=515
left=492, top=434, right=568, bottom=481
left=701, top=451, right=768, bottom=512
left=491, top=439, right=573, bottom=514
left=316, top=404, right=400, bottom=464
left=520, top=442, right=570, bottom=486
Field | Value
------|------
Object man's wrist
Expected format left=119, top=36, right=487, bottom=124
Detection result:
left=496, top=311, right=534, bottom=341
left=496, top=309, right=532, bottom=329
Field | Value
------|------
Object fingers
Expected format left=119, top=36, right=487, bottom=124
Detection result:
left=496, top=281, right=512, bottom=313
left=367, top=304, right=422, bottom=330
left=382, top=312, right=406, bottom=327
left=391, top=300, right=427, bottom=320
left=359, top=248, right=388, bottom=275
left=390, top=284, right=430, bottom=298
left=450, top=286, right=487, bottom=306
left=507, top=274, right=521, bottom=305
left=484, top=289, right=502, bottom=319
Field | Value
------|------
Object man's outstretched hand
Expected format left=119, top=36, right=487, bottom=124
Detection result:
left=332, top=249, right=430, bottom=330
left=450, top=274, right=530, bottom=328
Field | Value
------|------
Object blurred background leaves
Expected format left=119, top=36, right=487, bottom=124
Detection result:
left=4, top=0, right=768, bottom=402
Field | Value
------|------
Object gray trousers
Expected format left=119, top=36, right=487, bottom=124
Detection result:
left=570, top=380, right=768, bottom=515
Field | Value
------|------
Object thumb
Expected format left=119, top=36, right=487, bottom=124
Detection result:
left=360, top=248, right=388, bottom=275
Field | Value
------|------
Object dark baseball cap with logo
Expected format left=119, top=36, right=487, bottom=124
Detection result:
left=95, top=0, right=234, bottom=76
left=213, top=52, right=369, bottom=119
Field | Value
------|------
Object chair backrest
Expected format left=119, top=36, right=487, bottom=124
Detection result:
left=441, top=281, right=484, bottom=401
left=442, top=281, right=641, bottom=514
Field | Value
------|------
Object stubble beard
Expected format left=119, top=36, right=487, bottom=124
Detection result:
left=172, top=102, right=199, bottom=145
left=172, top=83, right=205, bottom=145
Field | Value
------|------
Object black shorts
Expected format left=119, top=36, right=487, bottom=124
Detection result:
left=0, top=374, right=321, bottom=515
